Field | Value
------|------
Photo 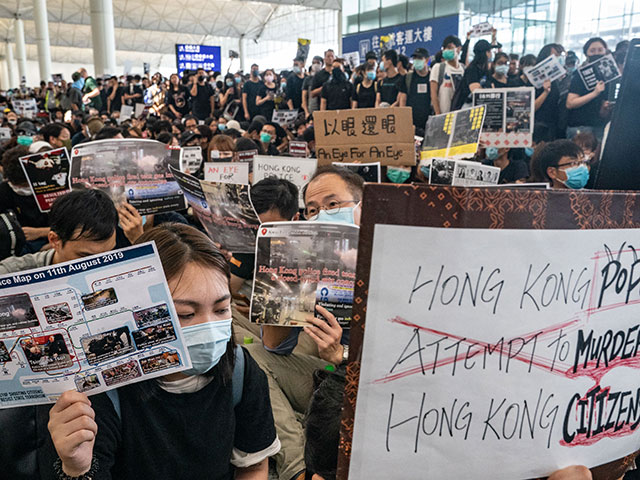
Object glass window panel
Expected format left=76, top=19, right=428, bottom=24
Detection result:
left=408, top=0, right=434, bottom=19
left=435, top=0, right=461, bottom=17
left=359, top=9, right=381, bottom=31
left=381, top=2, right=407, bottom=27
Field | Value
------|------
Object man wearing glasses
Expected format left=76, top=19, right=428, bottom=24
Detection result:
left=246, top=166, right=363, bottom=480
left=534, top=139, right=591, bottom=189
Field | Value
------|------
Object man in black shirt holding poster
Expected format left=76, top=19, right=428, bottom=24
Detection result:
left=376, top=49, right=407, bottom=107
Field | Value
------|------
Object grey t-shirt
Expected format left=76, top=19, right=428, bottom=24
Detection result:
left=0, top=249, right=55, bottom=275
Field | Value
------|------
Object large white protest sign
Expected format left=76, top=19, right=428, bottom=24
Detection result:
left=0, top=243, right=190, bottom=407
left=120, top=105, right=134, bottom=121
left=524, top=55, right=567, bottom=89
left=252, top=155, right=317, bottom=203
left=204, top=162, right=249, bottom=184
left=180, top=146, right=203, bottom=175
left=350, top=226, right=640, bottom=479
left=272, top=109, right=299, bottom=128
left=470, top=22, right=494, bottom=37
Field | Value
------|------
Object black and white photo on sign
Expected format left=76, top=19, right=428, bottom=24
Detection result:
left=80, top=326, right=134, bottom=365
left=470, top=22, right=494, bottom=37
left=472, top=88, right=534, bottom=148
left=523, top=55, right=567, bottom=89
left=578, top=53, right=621, bottom=90
left=425, top=158, right=500, bottom=187
left=271, top=110, right=299, bottom=128
left=332, top=162, right=381, bottom=183
left=180, top=146, right=203, bottom=175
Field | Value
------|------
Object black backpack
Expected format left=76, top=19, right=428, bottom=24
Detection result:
left=0, top=211, right=26, bottom=261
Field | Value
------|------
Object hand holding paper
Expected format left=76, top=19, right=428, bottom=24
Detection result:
left=304, top=305, right=343, bottom=365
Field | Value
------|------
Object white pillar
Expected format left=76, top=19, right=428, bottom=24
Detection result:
left=14, top=15, right=28, bottom=84
left=33, top=0, right=53, bottom=82
left=555, top=0, right=567, bottom=44
left=239, top=35, right=245, bottom=72
left=0, top=57, right=9, bottom=90
left=90, top=0, right=117, bottom=76
left=336, top=1, right=343, bottom=55
left=5, top=41, right=16, bottom=88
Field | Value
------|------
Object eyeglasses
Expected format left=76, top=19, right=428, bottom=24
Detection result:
left=556, top=158, right=590, bottom=169
left=304, top=199, right=358, bottom=219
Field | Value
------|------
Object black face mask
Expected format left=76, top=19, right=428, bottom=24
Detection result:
left=199, top=75, right=206, bottom=83
left=588, top=54, right=604, bottom=63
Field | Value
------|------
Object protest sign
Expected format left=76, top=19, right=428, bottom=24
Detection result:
left=12, top=99, right=38, bottom=119
left=0, top=242, right=190, bottom=407
left=120, top=105, right=134, bottom=121
left=52, top=73, right=64, bottom=84
left=250, top=222, right=359, bottom=327
left=470, top=22, right=493, bottom=37
left=289, top=141, right=308, bottom=158
left=343, top=51, right=361, bottom=70
left=272, top=109, right=299, bottom=128
left=524, top=55, right=567, bottom=89
left=421, top=105, right=486, bottom=160
left=297, top=38, right=311, bottom=62
left=19, top=148, right=71, bottom=213
left=338, top=184, right=640, bottom=480
left=134, top=103, right=146, bottom=118
left=180, top=146, right=203, bottom=174
left=473, top=87, right=535, bottom=148
left=235, top=149, right=258, bottom=163
left=425, top=158, right=500, bottom=186
left=252, top=155, right=317, bottom=203
left=578, top=53, right=621, bottom=91
left=314, top=107, right=415, bottom=166
left=70, top=139, right=187, bottom=215
left=204, top=162, right=249, bottom=184
left=0, top=127, right=12, bottom=145
left=170, top=166, right=259, bottom=253
left=333, top=162, right=381, bottom=183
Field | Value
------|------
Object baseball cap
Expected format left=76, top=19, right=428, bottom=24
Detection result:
left=179, top=130, right=202, bottom=146
left=411, top=47, right=429, bottom=59
left=473, top=39, right=502, bottom=54
left=16, top=120, right=37, bottom=136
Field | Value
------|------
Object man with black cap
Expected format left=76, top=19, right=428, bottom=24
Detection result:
left=179, top=129, right=203, bottom=148
left=452, top=38, right=500, bottom=110
left=405, top=47, right=432, bottom=130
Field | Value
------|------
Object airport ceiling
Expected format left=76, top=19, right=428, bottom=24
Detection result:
left=0, top=0, right=341, bottom=63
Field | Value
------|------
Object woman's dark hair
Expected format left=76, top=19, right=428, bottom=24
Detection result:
left=520, top=54, right=537, bottom=70
left=583, top=37, right=608, bottom=56
left=537, top=43, right=562, bottom=62
left=94, top=126, right=122, bottom=140
left=1, top=145, right=30, bottom=184
left=250, top=178, right=299, bottom=219
left=134, top=223, right=235, bottom=383
left=50, top=190, right=118, bottom=244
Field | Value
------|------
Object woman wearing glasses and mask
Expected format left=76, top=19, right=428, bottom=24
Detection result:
left=47, top=224, right=279, bottom=480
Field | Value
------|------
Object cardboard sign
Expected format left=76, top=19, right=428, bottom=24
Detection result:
left=19, top=148, right=72, bottom=213
left=332, top=162, right=381, bottom=183
left=470, top=22, right=493, bottom=37
left=250, top=222, right=359, bottom=327
left=0, top=243, right=190, bottom=407
left=180, top=146, right=203, bottom=174
left=578, top=53, right=621, bottom=91
left=70, top=139, right=187, bottom=215
left=289, top=141, right=308, bottom=158
left=252, top=155, right=317, bottom=204
left=272, top=109, right=299, bottom=128
left=421, top=105, right=486, bottom=160
left=120, top=105, right=134, bottom=121
left=473, top=87, right=535, bottom=148
left=425, top=158, right=500, bottom=186
left=170, top=166, right=259, bottom=253
left=314, top=107, right=416, bottom=166
left=338, top=185, right=640, bottom=480
left=204, top=162, right=249, bottom=184
left=524, top=55, right=567, bottom=89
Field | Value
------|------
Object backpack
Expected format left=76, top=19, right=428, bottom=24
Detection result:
left=106, top=344, right=245, bottom=419
left=0, top=211, right=26, bottom=261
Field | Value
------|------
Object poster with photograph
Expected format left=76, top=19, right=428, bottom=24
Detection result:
left=19, top=147, right=72, bottom=213
left=289, top=141, right=308, bottom=158
left=250, top=222, right=359, bottom=327
left=523, top=54, right=567, bottom=89
left=470, top=22, right=493, bottom=37
left=272, top=110, right=299, bottom=128
left=180, top=146, right=203, bottom=175
left=578, top=53, right=621, bottom=90
left=425, top=158, right=500, bottom=186
left=473, top=87, right=535, bottom=148
left=69, top=139, right=187, bottom=215
left=252, top=155, right=317, bottom=204
left=332, top=162, right=381, bottom=183
left=343, top=51, right=361, bottom=70
left=170, top=166, right=260, bottom=253
left=204, top=162, right=249, bottom=184
left=11, top=99, right=38, bottom=119
left=422, top=105, right=486, bottom=160
left=0, top=127, right=11, bottom=145
left=0, top=243, right=190, bottom=407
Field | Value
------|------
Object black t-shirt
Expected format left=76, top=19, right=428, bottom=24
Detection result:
left=484, top=158, right=530, bottom=184
left=321, top=81, right=353, bottom=110
left=457, top=62, right=490, bottom=107
left=535, top=82, right=561, bottom=132
left=379, top=73, right=407, bottom=104
left=107, top=86, right=124, bottom=113
left=230, top=253, right=255, bottom=280
left=242, top=80, right=264, bottom=117
left=488, top=76, right=508, bottom=89
left=74, top=348, right=276, bottom=480
left=259, top=83, right=276, bottom=120
left=286, top=74, right=305, bottom=109
left=406, top=72, right=431, bottom=129
left=191, top=83, right=214, bottom=119
left=567, top=71, right=608, bottom=127
left=124, top=84, right=143, bottom=106
left=311, top=69, right=331, bottom=91
left=168, top=86, right=190, bottom=116
left=354, top=82, right=376, bottom=108
left=0, top=182, right=49, bottom=228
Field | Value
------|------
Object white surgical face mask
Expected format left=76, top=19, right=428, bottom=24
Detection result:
left=182, top=318, right=232, bottom=375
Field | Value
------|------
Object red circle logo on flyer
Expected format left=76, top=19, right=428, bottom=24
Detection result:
left=261, top=228, right=267, bottom=235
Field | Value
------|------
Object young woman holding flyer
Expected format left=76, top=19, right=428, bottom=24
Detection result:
left=47, top=224, right=278, bottom=480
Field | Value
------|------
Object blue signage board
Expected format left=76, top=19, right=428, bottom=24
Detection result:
left=175, top=44, right=222, bottom=76
left=342, top=15, right=459, bottom=61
